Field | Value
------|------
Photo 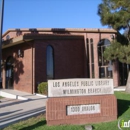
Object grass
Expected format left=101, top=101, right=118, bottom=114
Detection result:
left=2, top=91, right=130, bottom=130
left=0, top=96, right=4, bottom=99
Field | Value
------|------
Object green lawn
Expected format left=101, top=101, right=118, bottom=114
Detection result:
left=2, top=91, right=130, bottom=130
left=0, top=96, right=4, bottom=99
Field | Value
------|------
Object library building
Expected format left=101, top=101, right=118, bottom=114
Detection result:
left=1, top=28, right=127, bottom=93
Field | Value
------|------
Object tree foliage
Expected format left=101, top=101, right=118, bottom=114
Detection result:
left=98, top=0, right=130, bottom=31
left=98, top=0, right=130, bottom=64
left=104, top=41, right=130, bottom=64
left=98, top=0, right=130, bottom=92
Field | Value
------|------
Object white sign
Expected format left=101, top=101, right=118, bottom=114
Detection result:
left=48, top=78, right=113, bottom=97
left=67, top=104, right=100, bottom=115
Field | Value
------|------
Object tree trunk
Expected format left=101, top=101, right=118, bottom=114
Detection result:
left=125, top=71, right=130, bottom=93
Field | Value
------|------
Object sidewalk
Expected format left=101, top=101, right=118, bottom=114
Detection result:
left=0, top=89, right=47, bottom=129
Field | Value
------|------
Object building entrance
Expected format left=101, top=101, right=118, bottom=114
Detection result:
left=6, top=56, right=14, bottom=89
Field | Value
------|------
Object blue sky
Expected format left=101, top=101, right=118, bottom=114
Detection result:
left=3, top=0, right=106, bottom=33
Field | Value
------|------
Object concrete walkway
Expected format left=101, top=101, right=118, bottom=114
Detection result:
left=0, top=89, right=47, bottom=129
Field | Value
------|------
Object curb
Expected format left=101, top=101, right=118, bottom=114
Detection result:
left=34, top=93, right=48, bottom=98
left=0, top=91, right=28, bottom=100
left=114, top=86, right=126, bottom=91
left=114, top=87, right=126, bottom=91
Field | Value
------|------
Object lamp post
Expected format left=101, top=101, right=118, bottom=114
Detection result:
left=0, top=0, right=4, bottom=88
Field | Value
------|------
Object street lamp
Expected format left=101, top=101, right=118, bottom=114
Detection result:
left=0, top=0, right=4, bottom=88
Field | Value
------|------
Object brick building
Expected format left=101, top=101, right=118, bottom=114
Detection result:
left=1, top=28, right=126, bottom=93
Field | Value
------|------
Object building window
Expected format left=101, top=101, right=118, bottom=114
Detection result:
left=46, top=45, right=54, bottom=79
left=90, top=38, right=95, bottom=78
left=98, top=39, right=112, bottom=78
left=86, top=38, right=90, bottom=77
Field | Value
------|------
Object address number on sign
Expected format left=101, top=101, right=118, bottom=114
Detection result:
left=67, top=104, right=100, bottom=115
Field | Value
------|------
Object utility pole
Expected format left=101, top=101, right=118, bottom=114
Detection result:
left=0, top=0, right=4, bottom=88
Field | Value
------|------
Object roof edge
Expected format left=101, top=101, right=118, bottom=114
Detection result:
left=2, top=28, right=117, bottom=37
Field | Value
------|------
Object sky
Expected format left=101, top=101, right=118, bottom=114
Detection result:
left=3, top=0, right=107, bottom=33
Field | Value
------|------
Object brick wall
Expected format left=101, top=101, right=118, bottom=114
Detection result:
left=35, top=37, right=87, bottom=90
left=2, top=41, right=34, bottom=93
left=86, top=32, right=119, bottom=86
left=46, top=95, right=117, bottom=125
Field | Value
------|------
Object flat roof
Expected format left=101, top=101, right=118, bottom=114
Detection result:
left=2, top=28, right=117, bottom=49
left=3, top=28, right=117, bottom=37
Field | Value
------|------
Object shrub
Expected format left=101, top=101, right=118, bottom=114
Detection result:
left=37, top=82, right=48, bottom=95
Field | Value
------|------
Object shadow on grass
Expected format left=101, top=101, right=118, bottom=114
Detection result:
left=117, top=99, right=130, bottom=117
left=19, top=120, right=46, bottom=130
